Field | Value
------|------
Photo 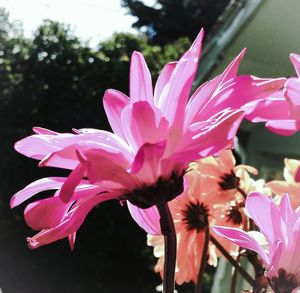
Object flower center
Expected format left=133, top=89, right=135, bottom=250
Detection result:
left=269, top=268, right=299, bottom=293
left=226, top=204, right=243, bottom=225
left=218, top=170, right=240, bottom=190
left=121, top=172, right=184, bottom=209
left=182, top=201, right=209, bottom=233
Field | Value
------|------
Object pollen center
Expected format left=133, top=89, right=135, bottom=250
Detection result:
left=218, top=170, right=240, bottom=190
left=121, top=172, right=184, bottom=209
left=182, top=201, right=209, bottom=233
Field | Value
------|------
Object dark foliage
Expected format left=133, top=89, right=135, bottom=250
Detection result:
left=122, top=0, right=231, bottom=44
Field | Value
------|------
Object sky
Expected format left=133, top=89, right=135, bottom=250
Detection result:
left=0, top=0, right=155, bottom=47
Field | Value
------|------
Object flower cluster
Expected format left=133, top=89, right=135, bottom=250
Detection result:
left=10, top=27, right=300, bottom=293
left=148, top=150, right=268, bottom=284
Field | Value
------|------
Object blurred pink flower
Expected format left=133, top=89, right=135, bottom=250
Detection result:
left=213, top=192, right=300, bottom=291
left=267, top=158, right=300, bottom=209
left=148, top=150, right=263, bottom=285
left=246, top=53, right=300, bottom=136
left=12, top=29, right=285, bottom=249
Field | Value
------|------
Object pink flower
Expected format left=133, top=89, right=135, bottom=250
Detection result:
left=246, top=53, right=300, bottom=136
left=12, top=29, right=285, bottom=249
left=147, top=150, right=265, bottom=285
left=267, top=158, right=300, bottom=209
left=213, top=192, right=300, bottom=290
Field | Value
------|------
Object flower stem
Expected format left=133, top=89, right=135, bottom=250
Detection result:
left=210, top=235, right=255, bottom=287
left=237, top=186, right=248, bottom=199
left=230, top=251, right=241, bottom=293
left=156, top=200, right=177, bottom=293
left=195, top=227, right=210, bottom=293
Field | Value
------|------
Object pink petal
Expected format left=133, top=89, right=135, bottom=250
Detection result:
left=127, top=202, right=161, bottom=235
left=24, top=196, right=73, bottom=230
left=185, top=49, right=246, bottom=128
left=130, top=51, right=153, bottom=103
left=244, top=97, right=290, bottom=122
left=295, top=167, right=300, bottom=182
left=279, top=194, right=294, bottom=223
left=15, top=133, right=78, bottom=161
left=246, top=192, right=282, bottom=246
left=131, top=141, right=166, bottom=184
left=290, top=53, right=300, bottom=77
left=284, top=78, right=300, bottom=117
left=266, top=119, right=299, bottom=136
left=10, top=177, right=65, bottom=208
left=173, top=110, right=244, bottom=162
left=27, top=193, right=114, bottom=249
left=212, top=226, right=269, bottom=264
left=154, top=61, right=177, bottom=105
left=218, top=48, right=246, bottom=83
left=32, top=127, right=59, bottom=135
left=122, top=101, right=169, bottom=152
left=199, top=76, right=286, bottom=121
left=59, top=163, right=85, bottom=202
left=81, top=148, right=136, bottom=189
left=68, top=232, right=76, bottom=251
left=158, top=29, right=204, bottom=130
left=103, top=89, right=130, bottom=141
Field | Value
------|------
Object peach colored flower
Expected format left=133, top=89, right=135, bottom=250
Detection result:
left=267, top=158, right=300, bottom=209
left=148, top=150, right=264, bottom=285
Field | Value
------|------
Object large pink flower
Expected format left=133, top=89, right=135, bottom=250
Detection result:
left=246, top=53, right=300, bottom=136
left=213, top=192, right=300, bottom=291
left=12, top=29, right=285, bottom=249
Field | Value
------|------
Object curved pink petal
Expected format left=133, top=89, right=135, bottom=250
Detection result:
left=130, top=51, right=153, bottom=103
left=154, top=61, right=177, bottom=105
left=68, top=232, right=76, bottom=251
left=295, top=167, right=300, bottom=182
left=27, top=193, right=115, bottom=249
left=131, top=141, right=167, bottom=184
left=290, top=53, right=300, bottom=77
left=212, top=226, right=269, bottom=264
left=103, top=89, right=130, bottom=141
left=284, top=78, right=300, bottom=117
left=16, top=129, right=133, bottom=166
left=15, top=133, right=78, bottom=161
left=199, top=76, right=286, bottom=121
left=32, top=127, right=59, bottom=135
left=10, top=177, right=66, bottom=208
left=266, top=119, right=299, bottom=136
left=173, top=110, right=244, bottom=162
left=158, top=29, right=204, bottom=130
left=244, top=97, right=290, bottom=122
left=59, top=163, right=85, bottom=202
left=246, top=192, right=282, bottom=246
left=127, top=202, right=161, bottom=235
left=81, top=148, right=136, bottom=189
left=122, top=101, right=169, bottom=152
left=185, top=48, right=246, bottom=128
left=25, top=196, right=73, bottom=230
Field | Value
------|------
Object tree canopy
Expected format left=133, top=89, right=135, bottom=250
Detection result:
left=122, top=0, right=231, bottom=44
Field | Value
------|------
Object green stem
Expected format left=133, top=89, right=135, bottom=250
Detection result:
left=156, top=200, right=177, bottom=293
left=210, top=235, right=255, bottom=287
left=195, top=227, right=210, bottom=293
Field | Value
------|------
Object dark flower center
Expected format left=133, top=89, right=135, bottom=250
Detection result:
left=182, top=201, right=209, bottom=233
left=269, top=268, right=299, bottom=293
left=226, top=204, right=243, bottom=225
left=218, top=170, right=240, bottom=190
left=120, top=171, right=184, bottom=209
